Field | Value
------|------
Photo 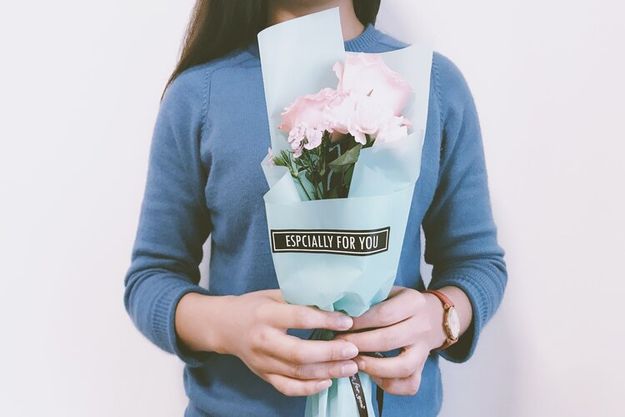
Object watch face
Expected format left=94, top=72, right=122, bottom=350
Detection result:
left=447, top=307, right=460, bottom=339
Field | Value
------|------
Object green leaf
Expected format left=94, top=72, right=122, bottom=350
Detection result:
left=272, top=150, right=290, bottom=167
left=330, top=143, right=362, bottom=166
left=328, top=143, right=361, bottom=173
left=343, top=165, right=354, bottom=188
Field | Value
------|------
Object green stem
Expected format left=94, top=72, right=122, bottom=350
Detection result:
left=288, top=154, right=313, bottom=201
left=303, top=149, right=322, bottom=199
left=322, top=134, right=329, bottom=197
left=295, top=174, right=312, bottom=200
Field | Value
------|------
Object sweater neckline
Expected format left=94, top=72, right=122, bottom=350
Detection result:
left=344, top=22, right=380, bottom=52
left=245, top=22, right=382, bottom=58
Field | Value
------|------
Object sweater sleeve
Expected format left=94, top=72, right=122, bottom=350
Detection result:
left=422, top=52, right=508, bottom=363
left=123, top=67, right=215, bottom=368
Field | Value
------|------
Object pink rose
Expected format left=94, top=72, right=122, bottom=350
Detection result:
left=332, top=52, right=413, bottom=117
left=327, top=93, right=408, bottom=145
left=326, top=96, right=412, bottom=146
left=375, top=115, right=412, bottom=144
left=278, top=88, right=338, bottom=132
left=277, top=52, right=414, bottom=154
left=278, top=87, right=345, bottom=156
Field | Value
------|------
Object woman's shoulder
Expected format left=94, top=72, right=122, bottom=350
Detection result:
left=160, top=47, right=257, bottom=118
left=431, top=50, right=478, bottom=125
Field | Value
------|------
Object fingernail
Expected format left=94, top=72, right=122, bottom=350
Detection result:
left=342, top=344, right=358, bottom=358
left=341, top=362, right=358, bottom=375
left=336, top=316, right=353, bottom=330
left=317, top=379, right=332, bottom=390
left=355, top=357, right=366, bottom=371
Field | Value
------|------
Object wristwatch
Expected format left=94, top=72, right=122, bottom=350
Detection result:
left=423, top=289, right=460, bottom=352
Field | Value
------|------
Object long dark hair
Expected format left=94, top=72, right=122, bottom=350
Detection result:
left=161, top=0, right=381, bottom=100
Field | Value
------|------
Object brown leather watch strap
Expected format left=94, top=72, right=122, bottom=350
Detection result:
left=424, top=289, right=454, bottom=309
left=423, top=289, right=457, bottom=351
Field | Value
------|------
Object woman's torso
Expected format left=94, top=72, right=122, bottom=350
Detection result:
left=186, top=29, right=445, bottom=417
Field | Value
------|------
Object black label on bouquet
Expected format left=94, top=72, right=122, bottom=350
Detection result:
left=349, top=373, right=370, bottom=417
left=270, top=227, right=390, bottom=256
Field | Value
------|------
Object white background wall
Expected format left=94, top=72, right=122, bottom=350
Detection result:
left=0, top=1, right=623, bottom=416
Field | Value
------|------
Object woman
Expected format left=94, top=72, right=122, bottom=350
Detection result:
left=123, top=1, right=508, bottom=416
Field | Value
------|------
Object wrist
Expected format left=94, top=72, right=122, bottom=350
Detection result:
left=423, top=292, right=448, bottom=351
left=175, top=292, right=233, bottom=355
left=206, top=294, right=238, bottom=355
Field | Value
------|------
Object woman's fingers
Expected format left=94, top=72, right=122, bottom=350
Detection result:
left=372, top=371, right=423, bottom=396
left=367, top=345, right=426, bottom=396
left=258, top=354, right=359, bottom=380
left=266, top=303, right=354, bottom=331
left=249, top=327, right=359, bottom=380
left=350, top=288, right=422, bottom=331
left=265, top=373, right=333, bottom=397
left=355, top=346, right=424, bottom=379
left=266, top=331, right=359, bottom=364
left=287, top=359, right=359, bottom=380
left=336, top=316, right=423, bottom=352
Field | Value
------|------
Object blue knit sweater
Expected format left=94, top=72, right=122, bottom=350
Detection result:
left=123, top=22, right=507, bottom=417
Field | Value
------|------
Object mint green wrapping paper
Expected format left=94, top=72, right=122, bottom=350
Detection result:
left=257, top=7, right=433, bottom=417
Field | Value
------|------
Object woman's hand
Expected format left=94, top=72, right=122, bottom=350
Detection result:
left=175, top=289, right=360, bottom=397
left=334, top=286, right=452, bottom=396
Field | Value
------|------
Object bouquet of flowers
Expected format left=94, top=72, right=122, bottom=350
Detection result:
left=258, top=7, right=433, bottom=417
left=269, top=51, right=414, bottom=200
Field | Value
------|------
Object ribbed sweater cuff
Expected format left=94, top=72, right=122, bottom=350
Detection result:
left=427, top=268, right=499, bottom=363
left=152, top=277, right=214, bottom=367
